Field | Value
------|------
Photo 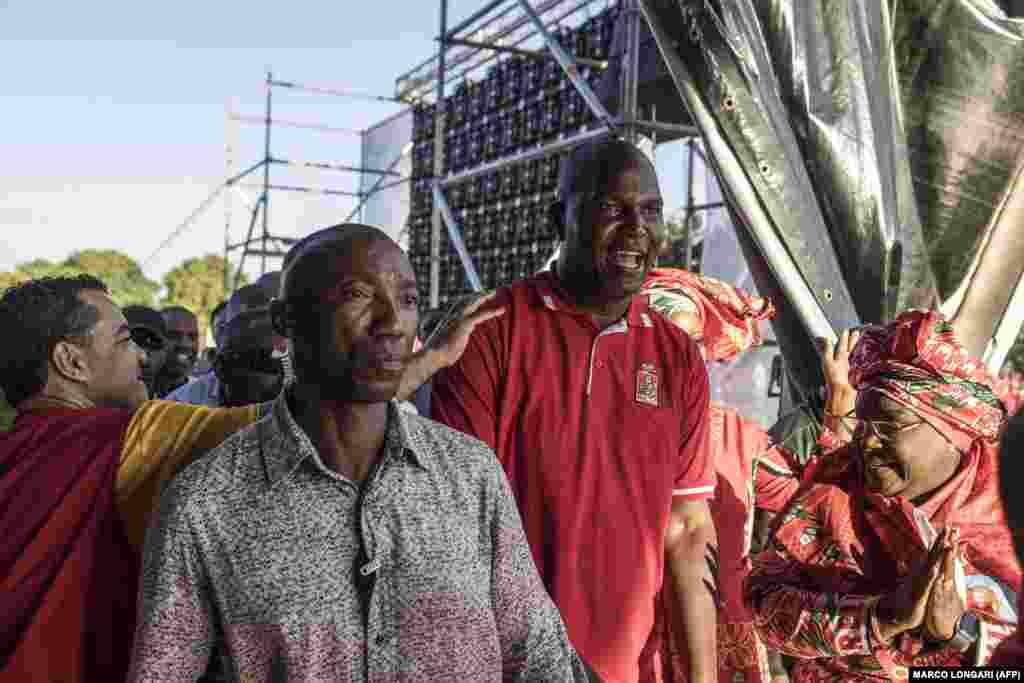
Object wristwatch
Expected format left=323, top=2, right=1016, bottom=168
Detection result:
left=947, top=612, right=980, bottom=653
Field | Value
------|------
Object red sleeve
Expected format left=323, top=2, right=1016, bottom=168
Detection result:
left=753, top=445, right=802, bottom=513
left=430, top=305, right=504, bottom=452
left=672, top=338, right=714, bottom=499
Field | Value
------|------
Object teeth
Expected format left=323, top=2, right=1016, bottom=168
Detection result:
left=611, top=251, right=644, bottom=268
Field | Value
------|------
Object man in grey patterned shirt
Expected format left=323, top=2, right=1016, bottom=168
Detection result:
left=129, top=224, right=593, bottom=682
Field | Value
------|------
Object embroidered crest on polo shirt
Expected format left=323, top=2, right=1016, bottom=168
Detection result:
left=635, top=363, right=659, bottom=406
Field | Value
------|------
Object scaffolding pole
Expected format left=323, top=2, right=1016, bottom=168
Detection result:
left=431, top=0, right=449, bottom=309
left=218, top=74, right=407, bottom=289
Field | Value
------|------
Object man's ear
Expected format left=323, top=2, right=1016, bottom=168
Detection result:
left=269, top=298, right=292, bottom=339
left=51, top=340, right=91, bottom=384
left=549, top=199, right=566, bottom=242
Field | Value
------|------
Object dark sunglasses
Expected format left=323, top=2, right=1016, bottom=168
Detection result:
left=130, top=326, right=166, bottom=352
left=215, top=348, right=284, bottom=375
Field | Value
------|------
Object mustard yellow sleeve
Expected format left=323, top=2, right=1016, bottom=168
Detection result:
left=116, top=400, right=261, bottom=550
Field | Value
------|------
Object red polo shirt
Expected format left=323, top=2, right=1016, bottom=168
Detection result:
left=431, top=272, right=713, bottom=683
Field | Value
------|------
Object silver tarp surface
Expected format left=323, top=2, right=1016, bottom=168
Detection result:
left=637, top=0, right=1024, bottom=408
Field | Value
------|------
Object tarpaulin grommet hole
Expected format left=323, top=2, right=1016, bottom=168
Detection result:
left=723, top=96, right=736, bottom=111
left=823, top=289, right=834, bottom=302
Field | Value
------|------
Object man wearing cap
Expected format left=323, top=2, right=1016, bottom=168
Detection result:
left=432, top=138, right=719, bottom=683
left=123, top=305, right=170, bottom=398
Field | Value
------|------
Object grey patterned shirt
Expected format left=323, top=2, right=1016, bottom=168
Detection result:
left=129, top=392, right=589, bottom=682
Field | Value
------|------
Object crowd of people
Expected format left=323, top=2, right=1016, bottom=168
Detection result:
left=0, top=138, right=1022, bottom=683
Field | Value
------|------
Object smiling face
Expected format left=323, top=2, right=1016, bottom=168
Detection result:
left=77, top=290, right=149, bottom=409
left=162, top=310, right=199, bottom=378
left=855, top=390, right=961, bottom=502
left=557, top=142, right=665, bottom=308
left=284, top=234, right=419, bottom=404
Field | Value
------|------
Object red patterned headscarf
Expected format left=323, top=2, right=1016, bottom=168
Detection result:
left=642, top=268, right=775, bottom=361
left=848, top=309, right=1006, bottom=452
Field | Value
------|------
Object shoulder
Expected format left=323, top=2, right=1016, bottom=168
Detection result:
left=495, top=272, right=561, bottom=318
left=162, top=416, right=266, bottom=506
left=644, top=304, right=704, bottom=355
left=403, top=412, right=505, bottom=481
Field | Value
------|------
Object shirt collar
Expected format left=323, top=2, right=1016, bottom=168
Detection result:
left=262, top=389, right=432, bottom=488
left=530, top=270, right=654, bottom=329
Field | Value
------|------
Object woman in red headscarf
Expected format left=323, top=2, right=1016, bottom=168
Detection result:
left=744, top=310, right=1021, bottom=682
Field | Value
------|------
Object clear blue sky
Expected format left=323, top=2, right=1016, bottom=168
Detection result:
left=0, top=0, right=690, bottom=283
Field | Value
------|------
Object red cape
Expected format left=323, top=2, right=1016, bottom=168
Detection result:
left=0, top=407, right=138, bottom=682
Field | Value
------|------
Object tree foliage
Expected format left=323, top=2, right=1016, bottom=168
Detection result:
left=0, top=249, right=160, bottom=307
left=161, top=254, right=247, bottom=347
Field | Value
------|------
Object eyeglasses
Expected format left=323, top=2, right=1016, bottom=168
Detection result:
left=854, top=416, right=925, bottom=443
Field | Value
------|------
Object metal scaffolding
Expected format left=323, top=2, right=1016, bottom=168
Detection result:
left=223, top=73, right=411, bottom=290
left=400, top=0, right=700, bottom=307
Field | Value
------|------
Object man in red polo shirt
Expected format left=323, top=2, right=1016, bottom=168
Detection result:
left=432, top=138, right=718, bottom=683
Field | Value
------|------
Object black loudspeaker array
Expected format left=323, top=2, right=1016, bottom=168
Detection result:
left=407, top=7, right=618, bottom=307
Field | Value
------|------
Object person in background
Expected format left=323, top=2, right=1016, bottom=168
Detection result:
left=128, top=225, right=594, bottom=682
left=432, top=138, right=718, bottom=683
left=0, top=276, right=261, bottom=682
left=212, top=293, right=285, bottom=407
left=640, top=268, right=861, bottom=683
left=155, top=305, right=199, bottom=396
left=164, top=301, right=229, bottom=406
left=122, top=305, right=170, bottom=398
left=745, top=310, right=1020, bottom=681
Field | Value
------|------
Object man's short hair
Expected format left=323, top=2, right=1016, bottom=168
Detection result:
left=557, top=137, right=656, bottom=201
left=0, top=275, right=109, bottom=406
left=1000, top=408, right=1024, bottom=541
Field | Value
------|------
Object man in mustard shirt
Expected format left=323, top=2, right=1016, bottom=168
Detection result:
left=0, top=272, right=492, bottom=682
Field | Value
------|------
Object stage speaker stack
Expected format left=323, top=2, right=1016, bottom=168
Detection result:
left=407, top=4, right=619, bottom=309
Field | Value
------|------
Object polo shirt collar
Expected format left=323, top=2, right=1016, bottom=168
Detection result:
left=531, top=270, right=655, bottom=329
left=263, top=389, right=432, bottom=488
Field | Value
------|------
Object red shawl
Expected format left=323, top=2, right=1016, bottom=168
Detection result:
left=641, top=268, right=774, bottom=362
left=0, top=407, right=138, bottom=682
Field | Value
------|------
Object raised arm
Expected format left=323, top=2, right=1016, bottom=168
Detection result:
left=430, top=300, right=504, bottom=450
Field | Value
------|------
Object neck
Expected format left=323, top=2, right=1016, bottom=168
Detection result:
left=554, top=263, right=631, bottom=325
left=19, top=392, right=95, bottom=414
left=289, top=383, right=390, bottom=483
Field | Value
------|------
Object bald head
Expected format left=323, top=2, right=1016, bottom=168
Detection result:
left=558, top=138, right=658, bottom=201
left=282, top=223, right=395, bottom=303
